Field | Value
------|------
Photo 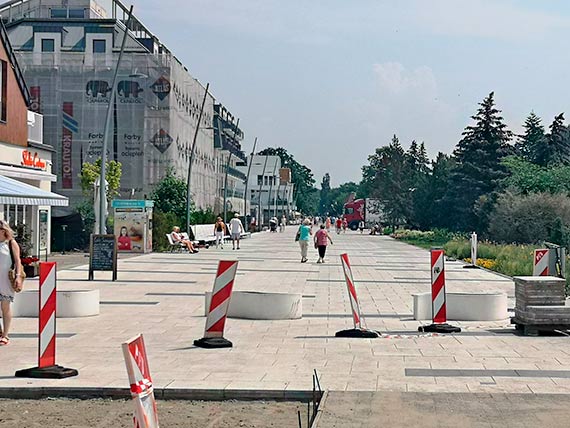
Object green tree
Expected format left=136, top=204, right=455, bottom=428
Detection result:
left=502, top=156, right=570, bottom=194
left=517, top=112, right=545, bottom=163
left=79, top=158, right=122, bottom=201
left=319, top=173, right=331, bottom=215
left=442, top=92, right=513, bottom=231
left=538, top=113, right=570, bottom=166
left=257, top=147, right=317, bottom=214
left=150, top=168, right=188, bottom=225
left=327, top=182, right=359, bottom=216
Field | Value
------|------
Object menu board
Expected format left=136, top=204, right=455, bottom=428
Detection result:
left=89, top=234, right=117, bottom=281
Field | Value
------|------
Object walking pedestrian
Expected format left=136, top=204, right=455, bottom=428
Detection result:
left=335, top=217, right=342, bottom=234
left=325, top=216, right=331, bottom=232
left=214, top=217, right=226, bottom=249
left=342, top=218, right=348, bottom=233
left=0, top=220, right=23, bottom=346
left=314, top=224, right=333, bottom=263
left=297, top=219, right=313, bottom=263
left=280, top=215, right=287, bottom=233
left=358, top=220, right=365, bottom=234
left=230, top=213, right=244, bottom=250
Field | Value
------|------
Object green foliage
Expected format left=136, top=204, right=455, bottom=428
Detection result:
left=540, top=113, right=570, bottom=166
left=517, top=111, right=545, bottom=163
left=11, top=223, right=33, bottom=257
left=502, top=156, right=570, bottom=194
left=258, top=147, right=317, bottom=214
left=488, top=191, right=570, bottom=244
left=328, top=182, right=359, bottom=216
left=150, top=168, right=188, bottom=224
left=442, top=92, right=513, bottom=231
left=191, top=208, right=217, bottom=225
left=392, top=229, right=459, bottom=249
left=79, top=158, right=122, bottom=200
left=152, top=210, right=181, bottom=252
left=319, top=173, right=331, bottom=215
left=76, top=200, right=95, bottom=239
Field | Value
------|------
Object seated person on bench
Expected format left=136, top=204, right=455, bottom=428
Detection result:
left=171, top=226, right=198, bottom=253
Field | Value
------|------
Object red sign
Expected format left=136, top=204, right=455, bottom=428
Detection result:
left=21, top=150, right=47, bottom=170
left=62, top=102, right=73, bottom=188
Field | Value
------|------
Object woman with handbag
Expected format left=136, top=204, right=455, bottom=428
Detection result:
left=0, top=220, right=24, bottom=346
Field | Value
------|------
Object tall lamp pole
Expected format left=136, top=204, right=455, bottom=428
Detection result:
left=185, top=82, right=210, bottom=237
left=222, top=118, right=239, bottom=224
left=99, top=4, right=133, bottom=234
left=242, top=136, right=257, bottom=225
left=266, top=159, right=278, bottom=222
left=257, top=153, right=270, bottom=227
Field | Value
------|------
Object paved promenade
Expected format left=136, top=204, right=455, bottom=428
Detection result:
left=1, top=228, right=570, bottom=397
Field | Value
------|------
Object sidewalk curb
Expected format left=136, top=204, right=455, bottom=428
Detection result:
left=0, top=387, right=318, bottom=401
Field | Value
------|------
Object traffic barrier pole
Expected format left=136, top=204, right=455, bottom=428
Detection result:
left=122, top=334, right=159, bottom=428
left=533, top=249, right=549, bottom=276
left=194, top=260, right=238, bottom=348
left=418, top=249, right=461, bottom=334
left=15, top=262, right=78, bottom=378
left=335, top=253, right=379, bottom=338
left=464, top=232, right=479, bottom=269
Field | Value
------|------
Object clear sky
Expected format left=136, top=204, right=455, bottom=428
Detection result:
left=118, top=0, right=570, bottom=186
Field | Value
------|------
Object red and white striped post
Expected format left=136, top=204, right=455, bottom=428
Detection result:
left=122, top=334, right=159, bottom=428
left=419, top=249, right=460, bottom=334
left=533, top=249, right=549, bottom=276
left=15, top=262, right=78, bottom=378
left=335, top=253, right=379, bottom=338
left=431, top=249, right=446, bottom=324
left=194, top=260, right=238, bottom=348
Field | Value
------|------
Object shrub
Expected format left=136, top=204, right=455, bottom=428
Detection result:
left=152, top=210, right=182, bottom=252
left=488, top=191, right=570, bottom=245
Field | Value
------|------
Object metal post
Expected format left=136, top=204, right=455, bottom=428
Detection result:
left=185, top=82, right=210, bottom=237
left=267, top=159, right=278, bottom=222
left=99, top=4, right=133, bottom=234
left=243, top=137, right=257, bottom=225
left=223, top=118, right=239, bottom=224
left=257, top=153, right=270, bottom=227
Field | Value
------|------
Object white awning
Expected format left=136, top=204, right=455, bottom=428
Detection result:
left=0, top=175, right=68, bottom=206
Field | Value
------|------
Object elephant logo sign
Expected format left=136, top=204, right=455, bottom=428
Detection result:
left=85, top=80, right=111, bottom=98
left=118, top=81, right=144, bottom=98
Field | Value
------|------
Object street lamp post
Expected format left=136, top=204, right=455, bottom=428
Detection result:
left=242, top=136, right=257, bottom=226
left=98, top=4, right=133, bottom=234
left=257, top=153, right=270, bottom=227
left=185, top=82, right=210, bottom=238
left=222, top=118, right=239, bottom=224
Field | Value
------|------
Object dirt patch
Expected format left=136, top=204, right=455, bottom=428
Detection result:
left=0, top=398, right=306, bottom=428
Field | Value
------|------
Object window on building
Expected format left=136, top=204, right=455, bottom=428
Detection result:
left=0, top=60, right=6, bottom=122
left=257, top=175, right=263, bottom=186
left=50, top=9, right=67, bottom=18
left=68, top=9, right=86, bottom=18
left=93, top=39, right=106, bottom=53
left=264, top=176, right=268, bottom=186
left=41, top=39, right=55, bottom=52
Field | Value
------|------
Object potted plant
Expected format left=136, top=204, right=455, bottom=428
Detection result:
left=12, top=223, right=38, bottom=277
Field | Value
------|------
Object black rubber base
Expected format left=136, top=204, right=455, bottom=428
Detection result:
left=463, top=265, right=479, bottom=269
left=418, top=323, right=461, bottom=333
left=15, top=365, right=79, bottom=379
left=335, top=328, right=380, bottom=338
left=193, top=337, right=233, bottom=348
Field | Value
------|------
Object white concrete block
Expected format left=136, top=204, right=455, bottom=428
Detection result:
left=11, top=289, right=100, bottom=318
left=413, top=291, right=508, bottom=321
left=205, top=291, right=302, bottom=320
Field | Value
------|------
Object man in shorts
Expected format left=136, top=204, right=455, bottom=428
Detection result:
left=229, top=213, right=244, bottom=250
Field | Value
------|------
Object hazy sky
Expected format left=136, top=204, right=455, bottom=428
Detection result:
left=121, top=0, right=570, bottom=186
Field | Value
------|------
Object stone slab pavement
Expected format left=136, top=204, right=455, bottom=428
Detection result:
left=1, top=228, right=570, bottom=397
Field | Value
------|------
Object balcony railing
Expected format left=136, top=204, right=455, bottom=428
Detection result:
left=27, top=110, right=43, bottom=144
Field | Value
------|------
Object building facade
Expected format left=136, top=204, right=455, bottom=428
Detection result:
left=2, top=0, right=220, bottom=211
left=0, top=16, right=67, bottom=256
left=237, top=155, right=294, bottom=226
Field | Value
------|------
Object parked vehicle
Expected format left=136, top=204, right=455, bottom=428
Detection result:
left=343, top=198, right=385, bottom=230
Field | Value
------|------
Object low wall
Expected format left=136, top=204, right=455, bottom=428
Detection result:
left=413, top=291, right=508, bottom=321
left=10, top=289, right=100, bottom=318
left=205, top=291, right=302, bottom=320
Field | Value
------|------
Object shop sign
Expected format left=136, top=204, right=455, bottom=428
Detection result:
left=21, top=150, right=47, bottom=170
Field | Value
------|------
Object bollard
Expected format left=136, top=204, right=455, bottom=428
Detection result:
left=15, top=262, right=78, bottom=378
left=418, top=249, right=461, bottom=334
left=464, top=232, right=479, bottom=269
left=533, top=249, right=550, bottom=276
left=335, top=253, right=379, bottom=338
left=122, top=334, right=159, bottom=428
left=194, top=260, right=238, bottom=348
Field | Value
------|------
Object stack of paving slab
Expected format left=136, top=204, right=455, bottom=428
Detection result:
left=514, top=276, right=570, bottom=325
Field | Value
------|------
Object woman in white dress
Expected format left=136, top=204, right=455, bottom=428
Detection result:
left=0, top=220, right=23, bottom=346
